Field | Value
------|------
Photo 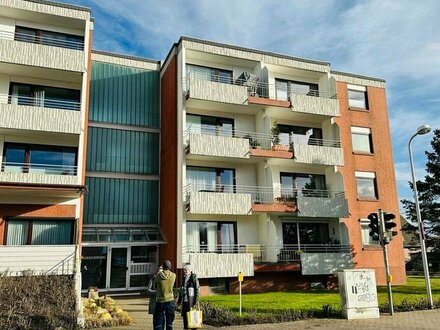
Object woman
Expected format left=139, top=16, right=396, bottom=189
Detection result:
left=177, top=265, right=200, bottom=330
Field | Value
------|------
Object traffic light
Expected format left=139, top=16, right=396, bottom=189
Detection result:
left=383, top=212, right=398, bottom=244
left=368, top=212, right=380, bottom=241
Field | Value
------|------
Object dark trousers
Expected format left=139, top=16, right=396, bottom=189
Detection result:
left=154, top=301, right=175, bottom=330
left=181, top=301, right=191, bottom=329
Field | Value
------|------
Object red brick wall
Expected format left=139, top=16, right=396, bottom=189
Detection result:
left=334, top=82, right=406, bottom=285
left=159, top=52, right=178, bottom=267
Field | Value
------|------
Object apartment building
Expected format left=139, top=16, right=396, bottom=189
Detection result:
left=80, top=51, right=163, bottom=292
left=0, top=0, right=92, bottom=275
left=160, top=37, right=405, bottom=293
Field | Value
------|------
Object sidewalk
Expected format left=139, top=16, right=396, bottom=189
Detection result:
left=109, top=296, right=439, bottom=330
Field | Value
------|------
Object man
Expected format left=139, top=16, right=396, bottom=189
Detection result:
left=154, top=260, right=176, bottom=330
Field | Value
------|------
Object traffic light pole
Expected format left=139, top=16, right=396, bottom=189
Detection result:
left=379, top=209, right=394, bottom=315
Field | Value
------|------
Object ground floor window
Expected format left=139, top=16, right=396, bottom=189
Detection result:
left=186, top=221, right=236, bottom=252
left=5, top=218, right=74, bottom=245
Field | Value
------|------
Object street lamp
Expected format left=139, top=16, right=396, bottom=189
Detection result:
left=408, top=124, right=433, bottom=308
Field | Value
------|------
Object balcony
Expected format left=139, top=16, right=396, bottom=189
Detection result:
left=186, top=71, right=249, bottom=105
left=184, top=184, right=348, bottom=217
left=0, top=29, right=85, bottom=72
left=182, top=243, right=352, bottom=277
left=0, top=161, right=79, bottom=186
left=0, top=93, right=82, bottom=134
left=0, top=245, right=76, bottom=275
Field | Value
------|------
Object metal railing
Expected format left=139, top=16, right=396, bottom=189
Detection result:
left=185, top=71, right=337, bottom=99
left=1, top=93, right=81, bottom=111
left=182, top=243, right=351, bottom=263
left=183, top=183, right=345, bottom=204
left=184, top=125, right=341, bottom=149
left=1, top=162, right=78, bottom=176
left=0, top=30, right=84, bottom=50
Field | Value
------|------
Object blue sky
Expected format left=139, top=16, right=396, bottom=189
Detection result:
left=64, top=0, right=440, bottom=210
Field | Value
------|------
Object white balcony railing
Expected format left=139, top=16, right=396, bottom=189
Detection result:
left=183, top=243, right=351, bottom=263
left=185, top=125, right=341, bottom=150
left=185, top=71, right=337, bottom=100
left=1, top=162, right=77, bottom=176
left=0, top=29, right=84, bottom=50
left=0, top=93, right=81, bottom=111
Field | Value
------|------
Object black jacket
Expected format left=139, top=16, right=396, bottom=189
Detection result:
left=178, top=273, right=200, bottom=308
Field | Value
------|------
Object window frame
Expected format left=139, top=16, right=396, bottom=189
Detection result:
left=4, top=218, right=76, bottom=246
left=355, top=171, right=378, bottom=199
left=351, top=126, right=373, bottom=154
left=186, top=64, right=233, bottom=84
left=275, top=78, right=319, bottom=100
left=186, top=113, right=234, bottom=137
left=14, top=26, right=84, bottom=50
left=187, top=165, right=236, bottom=193
left=186, top=220, right=237, bottom=252
left=348, top=84, right=369, bottom=110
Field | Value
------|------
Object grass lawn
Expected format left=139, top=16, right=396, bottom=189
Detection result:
left=201, top=276, right=440, bottom=313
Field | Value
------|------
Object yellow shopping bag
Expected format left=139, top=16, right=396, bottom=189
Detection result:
left=187, top=306, right=203, bottom=329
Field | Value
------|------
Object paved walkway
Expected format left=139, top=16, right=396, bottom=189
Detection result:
left=108, top=296, right=439, bottom=330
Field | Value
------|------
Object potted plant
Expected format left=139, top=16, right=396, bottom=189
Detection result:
left=271, top=121, right=289, bottom=151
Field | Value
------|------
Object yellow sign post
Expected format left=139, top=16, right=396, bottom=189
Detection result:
left=238, top=272, right=243, bottom=316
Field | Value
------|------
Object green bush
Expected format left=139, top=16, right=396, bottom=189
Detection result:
left=0, top=273, right=77, bottom=330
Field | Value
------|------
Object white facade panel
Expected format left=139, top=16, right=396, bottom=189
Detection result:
left=189, top=191, right=252, bottom=215
left=188, top=253, right=254, bottom=278
left=294, top=144, right=344, bottom=166
left=0, top=103, right=82, bottom=134
left=297, top=196, right=349, bottom=218
left=0, top=245, right=76, bottom=275
left=290, top=93, right=340, bottom=117
left=189, top=133, right=250, bottom=159
left=188, top=76, right=248, bottom=105
left=0, top=38, right=85, bottom=72
left=301, top=252, right=353, bottom=275
left=0, top=171, right=79, bottom=185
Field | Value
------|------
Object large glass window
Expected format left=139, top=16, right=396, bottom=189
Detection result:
left=9, top=82, right=81, bottom=111
left=5, top=219, right=74, bottom=245
left=15, top=26, right=84, bottom=50
left=275, top=79, right=319, bottom=100
left=280, top=172, right=326, bottom=198
left=81, top=247, right=108, bottom=290
left=278, top=124, right=322, bottom=146
left=348, top=86, right=368, bottom=109
left=187, top=64, right=233, bottom=84
left=351, top=127, right=373, bottom=153
left=355, top=171, right=377, bottom=199
left=187, top=166, right=235, bottom=193
left=2, top=143, right=77, bottom=175
left=186, top=114, right=234, bottom=137
left=186, top=221, right=236, bottom=253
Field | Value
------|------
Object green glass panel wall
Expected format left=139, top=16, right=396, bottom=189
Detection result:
left=89, top=62, right=160, bottom=128
left=86, top=127, right=159, bottom=174
left=84, top=177, right=158, bottom=225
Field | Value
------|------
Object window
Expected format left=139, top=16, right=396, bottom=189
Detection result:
left=15, top=26, right=84, bottom=50
left=348, top=85, right=368, bottom=109
left=186, top=64, right=233, bottom=84
left=186, top=114, right=234, bottom=137
left=360, top=220, right=380, bottom=246
left=280, top=172, right=326, bottom=198
left=5, top=219, right=74, bottom=245
left=187, top=166, right=235, bottom=193
left=9, top=82, right=81, bottom=111
left=2, top=143, right=77, bottom=175
left=186, top=221, right=236, bottom=253
left=278, top=124, right=322, bottom=146
left=351, top=127, right=373, bottom=153
left=275, top=79, right=319, bottom=100
left=282, top=222, right=330, bottom=245
left=355, top=171, right=377, bottom=199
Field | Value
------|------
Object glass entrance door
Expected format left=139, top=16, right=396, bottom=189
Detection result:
left=110, top=247, right=128, bottom=289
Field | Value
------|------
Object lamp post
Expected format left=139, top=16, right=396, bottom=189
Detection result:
left=408, top=124, right=433, bottom=308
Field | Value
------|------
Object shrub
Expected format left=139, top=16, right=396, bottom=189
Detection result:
left=0, top=273, right=77, bottom=330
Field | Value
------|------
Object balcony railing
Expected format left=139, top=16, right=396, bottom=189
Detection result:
left=183, top=243, right=351, bottom=263
left=184, top=125, right=341, bottom=149
left=1, top=162, right=77, bottom=176
left=1, top=93, right=81, bottom=111
left=185, top=71, right=337, bottom=100
left=183, top=183, right=345, bottom=204
left=0, top=29, right=84, bottom=50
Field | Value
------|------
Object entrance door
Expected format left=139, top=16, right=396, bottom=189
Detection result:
left=110, top=247, right=128, bottom=289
